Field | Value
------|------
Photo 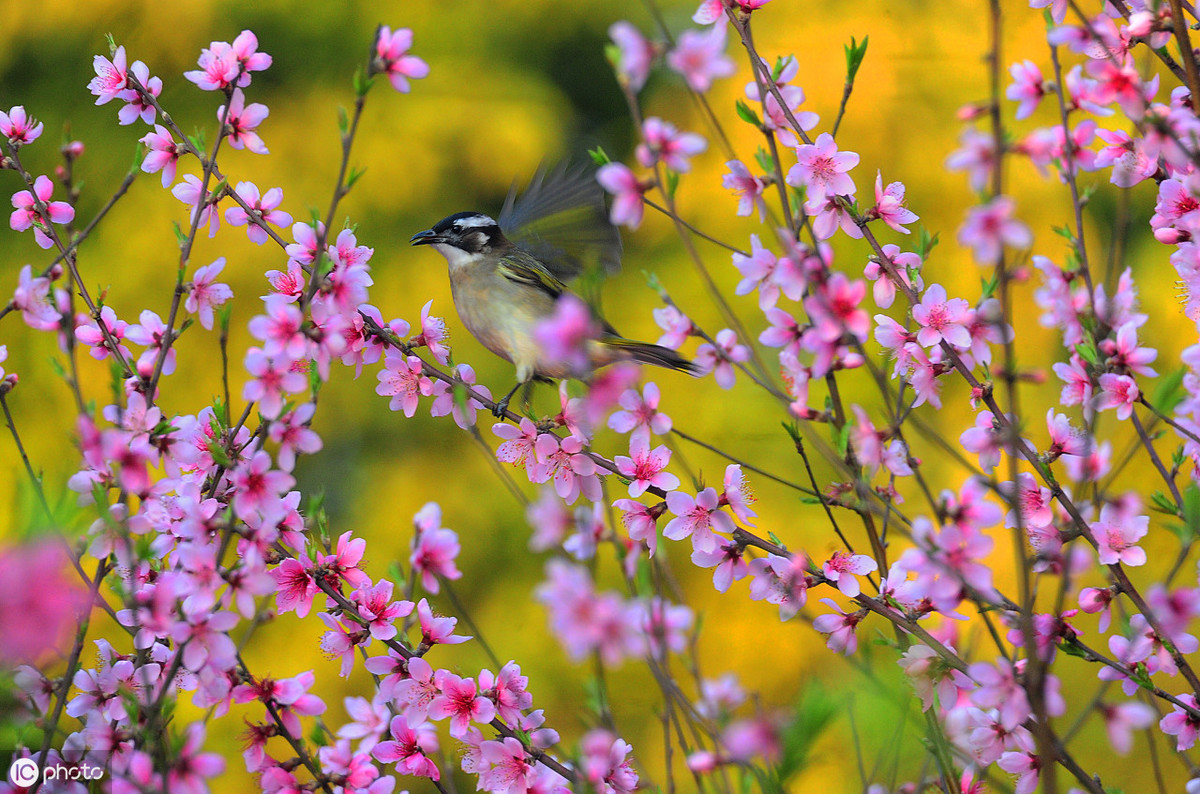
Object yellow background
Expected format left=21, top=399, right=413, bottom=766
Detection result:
left=0, top=0, right=1192, bottom=791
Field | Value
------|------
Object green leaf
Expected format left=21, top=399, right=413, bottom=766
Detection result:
left=915, top=226, right=939, bottom=260
left=1152, top=366, right=1187, bottom=414
left=665, top=169, right=679, bottom=199
left=1058, top=639, right=1089, bottom=659
left=346, top=165, right=368, bottom=191
left=754, top=146, right=774, bottom=175
left=780, top=421, right=801, bottom=446
left=352, top=66, right=374, bottom=98
left=843, top=36, right=869, bottom=82
left=1150, top=490, right=1179, bottom=516
left=337, top=106, right=350, bottom=137
left=774, top=685, right=839, bottom=784
left=735, top=99, right=762, bottom=128
left=588, top=146, right=611, bottom=167
left=771, top=56, right=792, bottom=83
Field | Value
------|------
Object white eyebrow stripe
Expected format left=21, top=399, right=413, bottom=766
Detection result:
left=454, top=215, right=497, bottom=229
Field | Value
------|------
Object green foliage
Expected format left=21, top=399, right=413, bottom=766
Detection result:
left=843, top=36, right=869, bottom=82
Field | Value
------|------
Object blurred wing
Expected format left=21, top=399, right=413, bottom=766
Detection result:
left=499, top=161, right=623, bottom=282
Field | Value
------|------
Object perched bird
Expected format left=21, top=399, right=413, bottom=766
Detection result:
left=411, top=163, right=698, bottom=416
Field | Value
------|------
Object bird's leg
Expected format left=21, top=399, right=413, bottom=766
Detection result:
left=493, top=381, right=523, bottom=418
left=520, top=380, right=535, bottom=414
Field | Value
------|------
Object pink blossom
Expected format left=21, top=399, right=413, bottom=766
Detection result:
left=997, top=749, right=1040, bottom=794
left=430, top=363, right=491, bottom=429
left=696, top=328, right=750, bottom=389
left=957, top=196, right=1032, bottom=264
left=533, top=295, right=601, bottom=377
left=722, top=464, right=757, bottom=524
left=723, top=160, right=767, bottom=219
left=167, top=723, right=225, bottom=794
left=691, top=542, right=749, bottom=592
left=375, top=27, right=430, bottom=93
left=10, top=174, right=74, bottom=248
left=494, top=418, right=544, bottom=479
left=171, top=174, right=221, bottom=238
left=1099, top=701, right=1154, bottom=754
left=1095, top=127, right=1155, bottom=187
left=243, top=349, right=307, bottom=419
left=1006, top=60, right=1046, bottom=119
left=945, top=127, right=997, bottom=192
left=664, top=487, right=734, bottom=552
left=968, top=657, right=1031, bottom=730
left=268, top=403, right=322, bottom=471
left=125, top=309, right=176, bottom=377
left=139, top=125, right=180, bottom=187
left=898, top=643, right=972, bottom=712
left=1095, top=372, right=1139, bottom=420
left=119, top=60, right=161, bottom=125
left=615, top=432, right=679, bottom=497
left=608, top=22, right=655, bottom=92
left=410, top=299, right=450, bottom=364
left=219, top=88, right=270, bottom=154
left=609, top=382, right=672, bottom=436
left=376, top=352, right=432, bottom=416
left=13, top=264, right=58, bottom=330
left=186, top=258, right=233, bottom=330
left=428, top=673, right=494, bottom=738
left=596, top=163, right=646, bottom=230
left=654, top=305, right=694, bottom=348
left=249, top=293, right=307, bottom=361
left=786, top=132, right=859, bottom=204
left=733, top=234, right=806, bottom=309
left=410, top=502, right=462, bottom=593
left=666, top=23, right=736, bottom=93
left=1102, top=321, right=1157, bottom=377
left=1160, top=695, right=1200, bottom=751
left=578, top=730, right=639, bottom=793
left=1091, top=504, right=1148, bottom=566
left=535, top=432, right=601, bottom=504
left=871, top=171, right=919, bottom=233
left=748, top=553, right=809, bottom=620
left=186, top=30, right=272, bottom=91
left=0, top=541, right=87, bottom=662
left=417, top=598, right=470, bottom=646
left=913, top=283, right=972, bottom=348
left=75, top=305, right=130, bottom=362
left=637, top=117, right=707, bottom=172
left=225, top=182, right=291, bottom=244
left=273, top=556, right=316, bottom=618
left=0, top=106, right=43, bottom=145
left=350, top=580, right=414, bottom=641
left=372, top=716, right=441, bottom=780
left=614, top=498, right=660, bottom=557
left=821, top=551, right=878, bottom=597
left=1003, top=472, right=1055, bottom=532
left=88, top=46, right=128, bottom=104
left=811, top=597, right=864, bottom=655
left=960, top=410, right=1004, bottom=470
left=230, top=451, right=294, bottom=517
left=1087, top=54, right=1156, bottom=119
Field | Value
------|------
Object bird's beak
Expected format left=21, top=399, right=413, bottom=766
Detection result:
left=410, top=229, right=441, bottom=246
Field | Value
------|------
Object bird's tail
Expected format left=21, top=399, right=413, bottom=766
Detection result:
left=602, top=338, right=701, bottom=375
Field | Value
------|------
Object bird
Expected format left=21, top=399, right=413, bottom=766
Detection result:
left=410, top=162, right=698, bottom=417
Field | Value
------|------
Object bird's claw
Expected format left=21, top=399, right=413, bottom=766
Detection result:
left=492, top=396, right=510, bottom=418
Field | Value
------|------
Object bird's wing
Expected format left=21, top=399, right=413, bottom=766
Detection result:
left=495, top=248, right=569, bottom=300
left=496, top=249, right=621, bottom=337
left=498, top=161, right=623, bottom=282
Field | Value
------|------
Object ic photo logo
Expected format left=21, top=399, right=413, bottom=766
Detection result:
left=8, top=757, right=106, bottom=787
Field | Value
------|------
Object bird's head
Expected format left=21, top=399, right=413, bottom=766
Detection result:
left=410, top=211, right=506, bottom=269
